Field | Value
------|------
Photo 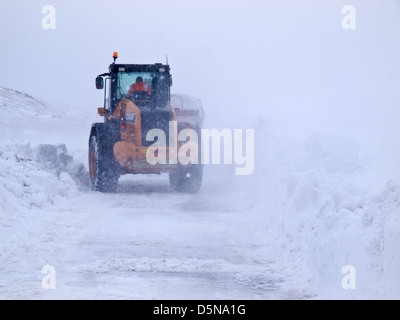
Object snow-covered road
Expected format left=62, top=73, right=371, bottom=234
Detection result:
left=0, top=171, right=306, bottom=300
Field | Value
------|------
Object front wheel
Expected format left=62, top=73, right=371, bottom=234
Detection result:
left=89, top=135, right=119, bottom=193
left=169, top=165, right=203, bottom=194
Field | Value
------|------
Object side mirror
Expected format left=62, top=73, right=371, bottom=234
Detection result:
left=96, top=76, right=104, bottom=90
left=169, top=75, right=173, bottom=87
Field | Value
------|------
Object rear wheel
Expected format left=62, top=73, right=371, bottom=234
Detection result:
left=169, top=165, right=203, bottom=194
left=89, top=135, right=119, bottom=193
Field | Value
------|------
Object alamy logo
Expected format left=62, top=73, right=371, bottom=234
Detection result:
left=341, top=265, right=356, bottom=290
left=42, top=5, right=56, bottom=30
left=145, top=122, right=255, bottom=176
left=342, top=5, right=356, bottom=30
left=41, top=265, right=56, bottom=290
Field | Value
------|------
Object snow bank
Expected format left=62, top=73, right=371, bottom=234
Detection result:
left=234, top=122, right=400, bottom=299
left=0, top=143, right=88, bottom=217
left=0, top=87, right=90, bottom=218
left=0, top=86, right=60, bottom=119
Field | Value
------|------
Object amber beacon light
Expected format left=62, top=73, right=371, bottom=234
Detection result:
left=113, top=52, right=118, bottom=63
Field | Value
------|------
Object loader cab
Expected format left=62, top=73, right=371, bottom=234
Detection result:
left=96, top=63, right=172, bottom=113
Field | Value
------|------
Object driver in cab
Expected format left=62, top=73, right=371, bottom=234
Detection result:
left=129, top=77, right=150, bottom=95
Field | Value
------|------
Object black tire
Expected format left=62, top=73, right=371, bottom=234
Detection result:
left=169, top=165, right=203, bottom=194
left=89, top=134, right=119, bottom=193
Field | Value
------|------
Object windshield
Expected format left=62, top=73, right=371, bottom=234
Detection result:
left=116, top=72, right=169, bottom=99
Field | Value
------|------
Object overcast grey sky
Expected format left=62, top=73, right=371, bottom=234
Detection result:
left=1, top=0, right=400, bottom=141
